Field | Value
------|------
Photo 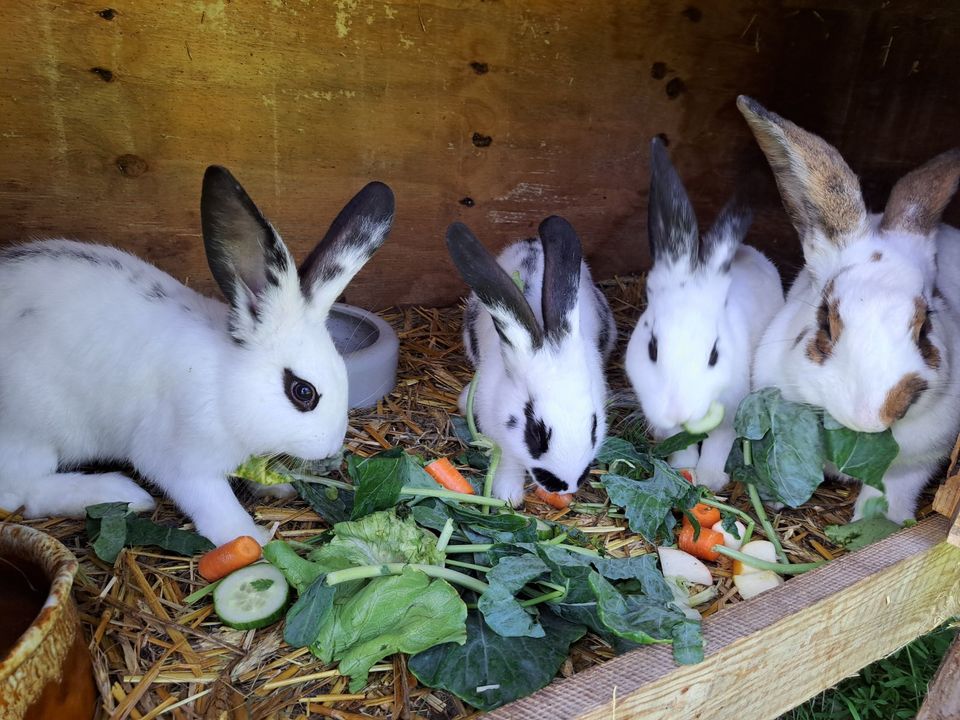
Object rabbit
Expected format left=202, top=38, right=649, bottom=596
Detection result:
left=625, top=138, right=785, bottom=491
left=0, top=166, right=395, bottom=545
left=738, top=95, right=960, bottom=524
left=446, top=216, right=617, bottom=506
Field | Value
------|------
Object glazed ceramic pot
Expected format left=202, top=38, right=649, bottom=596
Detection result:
left=0, top=523, right=97, bottom=720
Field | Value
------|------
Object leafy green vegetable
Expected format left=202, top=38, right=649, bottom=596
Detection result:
left=263, top=541, right=326, bottom=593
left=732, top=388, right=825, bottom=507
left=308, top=510, right=445, bottom=570
left=596, top=436, right=653, bottom=474
left=671, top=618, right=705, bottom=664
left=825, top=496, right=901, bottom=551
left=652, top=430, right=707, bottom=458
left=601, top=459, right=699, bottom=543
left=283, top=576, right=336, bottom=647
left=312, top=568, right=467, bottom=692
left=588, top=572, right=686, bottom=646
left=293, top=479, right=352, bottom=524
left=823, top=414, right=899, bottom=490
left=408, top=610, right=585, bottom=711
left=478, top=554, right=550, bottom=638
left=84, top=502, right=213, bottom=563
left=347, top=449, right=408, bottom=519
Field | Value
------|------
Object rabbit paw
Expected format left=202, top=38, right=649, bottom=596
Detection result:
left=492, top=476, right=526, bottom=508
left=694, top=467, right=730, bottom=493
left=247, top=481, right=297, bottom=499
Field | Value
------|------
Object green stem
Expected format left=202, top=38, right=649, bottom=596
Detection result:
left=183, top=580, right=220, bottom=605
left=445, top=559, right=491, bottom=573
left=445, top=543, right=493, bottom=554
left=688, top=586, right=717, bottom=606
left=466, top=374, right=480, bottom=442
left=286, top=473, right=354, bottom=491
left=403, top=486, right=508, bottom=507
left=436, top=519, right=455, bottom=553
left=482, top=444, right=501, bottom=515
left=746, top=482, right=788, bottom=564
left=519, top=589, right=566, bottom=607
left=698, top=497, right=756, bottom=545
left=325, top=563, right=490, bottom=594
left=714, top=546, right=824, bottom=575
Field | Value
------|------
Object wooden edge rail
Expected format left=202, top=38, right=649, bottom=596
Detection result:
left=489, top=515, right=960, bottom=720
left=933, top=438, right=960, bottom=547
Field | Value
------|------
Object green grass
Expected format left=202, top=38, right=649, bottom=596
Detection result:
left=779, top=622, right=958, bottom=720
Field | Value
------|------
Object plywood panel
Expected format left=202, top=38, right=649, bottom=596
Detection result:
left=0, top=1, right=958, bottom=308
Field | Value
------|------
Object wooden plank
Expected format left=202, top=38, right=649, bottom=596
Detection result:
left=490, top=516, right=960, bottom=720
left=916, top=635, right=960, bottom=720
left=934, top=434, right=960, bottom=546
left=1, top=1, right=959, bottom=307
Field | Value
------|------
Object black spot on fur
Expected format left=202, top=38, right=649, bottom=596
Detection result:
left=506, top=415, right=518, bottom=429
left=180, top=304, right=193, bottom=314
left=595, top=286, right=612, bottom=355
left=793, top=328, right=808, bottom=348
left=18, top=307, right=37, bottom=320
left=464, top=297, right=481, bottom=365
left=591, top=413, right=598, bottom=446
left=519, top=240, right=540, bottom=283
left=1, top=244, right=125, bottom=271
left=523, top=399, right=552, bottom=459
left=317, top=262, right=344, bottom=284
left=531, top=468, right=565, bottom=493
left=144, top=282, right=167, bottom=301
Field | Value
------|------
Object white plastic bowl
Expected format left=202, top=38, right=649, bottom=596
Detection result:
left=327, top=303, right=399, bottom=410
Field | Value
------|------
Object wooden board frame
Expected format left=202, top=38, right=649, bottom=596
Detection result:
left=490, top=515, right=960, bottom=719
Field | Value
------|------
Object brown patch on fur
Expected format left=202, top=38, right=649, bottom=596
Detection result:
left=880, top=148, right=960, bottom=235
left=736, top=96, right=866, bottom=243
left=912, top=296, right=941, bottom=369
left=880, top=373, right=928, bottom=425
left=806, top=279, right=842, bottom=364
left=871, top=251, right=883, bottom=262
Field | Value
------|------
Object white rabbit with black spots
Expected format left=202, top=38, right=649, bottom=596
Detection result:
left=447, top=217, right=616, bottom=506
left=626, top=138, right=785, bottom=491
left=0, top=167, right=394, bottom=545
left=738, top=95, right=960, bottom=524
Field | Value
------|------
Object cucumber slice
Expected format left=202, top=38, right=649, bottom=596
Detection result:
left=683, top=401, right=725, bottom=435
left=213, top=563, right=290, bottom=630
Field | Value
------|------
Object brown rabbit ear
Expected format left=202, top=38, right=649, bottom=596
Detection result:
left=736, top=96, right=867, bottom=255
left=880, top=149, right=960, bottom=236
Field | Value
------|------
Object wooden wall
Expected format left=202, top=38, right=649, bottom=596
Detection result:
left=1, top=1, right=958, bottom=308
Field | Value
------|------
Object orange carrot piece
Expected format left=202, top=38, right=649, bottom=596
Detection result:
left=198, top=536, right=262, bottom=581
left=424, top=458, right=475, bottom=495
left=678, top=519, right=724, bottom=562
left=534, top=486, right=574, bottom=509
left=679, top=469, right=695, bottom=483
left=689, top=503, right=721, bottom=528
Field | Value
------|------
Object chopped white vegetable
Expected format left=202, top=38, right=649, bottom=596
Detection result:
left=733, top=540, right=778, bottom=575
left=658, top=546, right=713, bottom=586
left=683, top=400, right=725, bottom=435
left=712, top=520, right=747, bottom=551
left=733, top=570, right=783, bottom=599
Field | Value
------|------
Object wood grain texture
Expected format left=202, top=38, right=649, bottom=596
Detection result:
left=917, top=635, right=960, bottom=720
left=935, top=434, right=960, bottom=546
left=490, top=515, right=960, bottom=720
left=1, top=1, right=959, bottom=307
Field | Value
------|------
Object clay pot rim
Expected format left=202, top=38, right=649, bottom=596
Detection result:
left=0, top=522, right=80, bottom=683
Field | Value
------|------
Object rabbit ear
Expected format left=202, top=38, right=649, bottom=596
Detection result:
left=446, top=222, right=544, bottom=354
left=648, top=137, right=699, bottom=268
left=539, top=215, right=582, bottom=342
left=700, top=199, right=752, bottom=273
left=201, top=165, right=294, bottom=309
left=737, top=96, right=867, bottom=259
left=880, top=148, right=960, bottom=236
left=299, top=181, right=395, bottom=312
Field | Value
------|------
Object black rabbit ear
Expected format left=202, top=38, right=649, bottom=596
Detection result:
left=299, top=181, right=395, bottom=311
left=445, top=222, right=544, bottom=354
left=700, top=198, right=752, bottom=273
left=539, top=215, right=582, bottom=342
left=201, top=165, right=293, bottom=309
left=648, top=137, right=699, bottom=268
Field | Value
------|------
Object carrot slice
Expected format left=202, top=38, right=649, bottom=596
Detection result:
left=424, top=457, right=475, bottom=495
left=679, top=469, right=695, bottom=483
left=534, top=486, right=574, bottom=509
left=198, top=536, right=262, bottom=581
left=689, top=503, right=721, bottom=528
left=678, top=518, right=724, bottom=562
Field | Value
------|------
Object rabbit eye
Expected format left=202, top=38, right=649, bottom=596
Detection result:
left=708, top=340, right=719, bottom=367
left=648, top=335, right=658, bottom=363
left=284, top=368, right=320, bottom=412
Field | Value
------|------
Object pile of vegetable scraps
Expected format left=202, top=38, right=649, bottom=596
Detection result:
left=81, top=386, right=904, bottom=713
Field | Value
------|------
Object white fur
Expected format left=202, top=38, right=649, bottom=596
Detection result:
left=627, top=242, right=784, bottom=490
left=460, top=239, right=616, bottom=506
left=754, top=218, right=960, bottom=522
left=0, top=184, right=391, bottom=545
